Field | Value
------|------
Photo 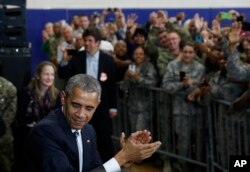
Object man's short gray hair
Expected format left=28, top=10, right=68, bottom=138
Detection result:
left=65, top=74, right=102, bottom=101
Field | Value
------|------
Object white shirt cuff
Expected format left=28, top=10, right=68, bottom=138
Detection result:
left=103, top=158, right=121, bottom=172
left=109, top=108, right=117, bottom=113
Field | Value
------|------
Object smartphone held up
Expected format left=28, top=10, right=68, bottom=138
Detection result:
left=128, top=63, right=136, bottom=73
left=179, top=71, right=186, bottom=81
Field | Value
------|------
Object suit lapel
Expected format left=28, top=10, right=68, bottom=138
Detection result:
left=98, top=51, right=104, bottom=81
left=82, top=51, right=87, bottom=74
left=81, top=127, right=91, bottom=171
left=56, top=109, right=79, bottom=171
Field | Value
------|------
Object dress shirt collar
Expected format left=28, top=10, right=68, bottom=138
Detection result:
left=71, top=129, right=81, bottom=134
left=86, top=50, right=100, bottom=60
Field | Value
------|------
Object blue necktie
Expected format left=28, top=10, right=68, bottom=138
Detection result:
left=74, top=130, right=79, bottom=138
left=74, top=131, right=83, bottom=172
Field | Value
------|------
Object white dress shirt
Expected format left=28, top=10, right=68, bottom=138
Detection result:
left=71, top=127, right=120, bottom=172
left=86, top=51, right=99, bottom=79
left=103, top=158, right=121, bottom=172
left=64, top=107, right=120, bottom=171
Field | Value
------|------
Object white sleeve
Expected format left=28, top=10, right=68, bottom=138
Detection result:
left=103, top=158, right=121, bottom=172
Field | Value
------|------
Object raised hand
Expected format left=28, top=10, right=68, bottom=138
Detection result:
left=157, top=10, right=168, bottom=29
left=127, top=13, right=138, bottom=29
left=228, top=22, right=242, bottom=45
left=211, top=19, right=222, bottom=38
left=194, top=13, right=204, bottom=32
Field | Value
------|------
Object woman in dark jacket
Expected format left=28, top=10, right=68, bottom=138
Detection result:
left=13, top=61, right=61, bottom=171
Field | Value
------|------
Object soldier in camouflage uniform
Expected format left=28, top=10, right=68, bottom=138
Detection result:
left=157, top=31, right=182, bottom=82
left=218, top=22, right=250, bottom=81
left=162, top=42, right=205, bottom=172
left=120, top=46, right=157, bottom=132
left=210, top=70, right=247, bottom=167
left=217, top=23, right=250, bottom=167
left=0, top=76, right=17, bottom=172
left=49, top=21, right=64, bottom=65
left=42, top=22, right=54, bottom=56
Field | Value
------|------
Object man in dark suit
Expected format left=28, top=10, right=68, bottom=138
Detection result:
left=24, top=74, right=161, bottom=172
left=58, top=27, right=117, bottom=162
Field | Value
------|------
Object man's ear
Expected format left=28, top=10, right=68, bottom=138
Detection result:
left=61, top=91, right=66, bottom=105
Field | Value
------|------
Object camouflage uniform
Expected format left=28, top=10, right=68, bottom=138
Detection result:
left=226, top=50, right=250, bottom=81
left=155, top=47, right=175, bottom=169
left=0, top=77, right=17, bottom=172
left=157, top=47, right=175, bottom=81
left=210, top=70, right=247, bottom=102
left=218, top=36, right=250, bottom=81
left=157, top=48, right=202, bottom=84
left=195, top=55, right=248, bottom=168
left=145, top=27, right=161, bottom=77
left=162, top=59, right=205, bottom=170
left=145, top=27, right=161, bottom=51
left=209, top=37, right=250, bottom=167
left=49, top=36, right=64, bottom=63
left=42, top=38, right=52, bottom=56
left=121, top=61, right=157, bottom=132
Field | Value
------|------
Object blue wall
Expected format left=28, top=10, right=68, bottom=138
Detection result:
left=27, top=8, right=250, bottom=73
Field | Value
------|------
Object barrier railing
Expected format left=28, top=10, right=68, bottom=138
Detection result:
left=209, top=99, right=250, bottom=172
left=112, top=84, right=250, bottom=172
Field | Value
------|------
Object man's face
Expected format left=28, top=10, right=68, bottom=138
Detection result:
left=72, top=15, right=80, bottom=26
left=115, top=41, right=127, bottom=57
left=53, top=22, right=62, bottom=36
left=158, top=31, right=168, bottom=48
left=84, top=35, right=100, bottom=55
left=63, top=28, right=73, bottom=42
left=79, top=16, right=90, bottom=30
left=167, top=32, right=181, bottom=51
left=75, top=35, right=84, bottom=50
left=61, top=87, right=100, bottom=130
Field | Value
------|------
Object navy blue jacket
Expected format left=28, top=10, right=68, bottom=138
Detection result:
left=24, top=109, right=105, bottom=172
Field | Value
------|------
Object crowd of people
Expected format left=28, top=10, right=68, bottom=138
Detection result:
left=40, top=8, right=250, bottom=172
left=0, top=7, right=250, bottom=172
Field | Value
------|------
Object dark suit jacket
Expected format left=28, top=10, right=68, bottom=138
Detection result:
left=24, top=109, right=105, bottom=172
left=58, top=50, right=117, bottom=133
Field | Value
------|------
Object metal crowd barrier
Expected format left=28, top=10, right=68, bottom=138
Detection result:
left=112, top=84, right=250, bottom=172
left=209, top=99, right=250, bottom=172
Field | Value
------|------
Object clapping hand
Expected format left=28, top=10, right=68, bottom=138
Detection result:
left=120, top=130, right=152, bottom=147
left=116, top=130, right=161, bottom=167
